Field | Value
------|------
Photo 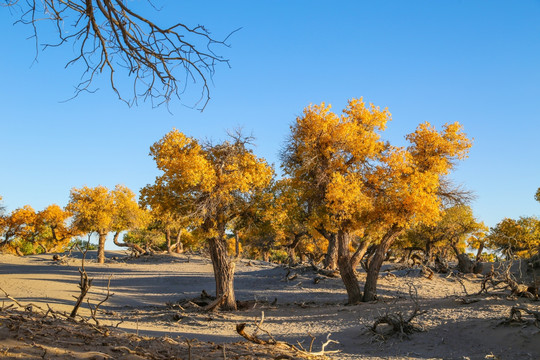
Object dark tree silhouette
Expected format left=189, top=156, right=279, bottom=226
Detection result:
left=3, top=0, right=235, bottom=108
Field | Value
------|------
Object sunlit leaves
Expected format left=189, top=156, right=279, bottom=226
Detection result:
left=487, top=216, right=540, bottom=258
left=282, top=98, right=472, bottom=238
left=148, top=129, right=274, bottom=237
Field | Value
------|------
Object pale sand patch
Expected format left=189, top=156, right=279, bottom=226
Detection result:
left=1, top=251, right=539, bottom=359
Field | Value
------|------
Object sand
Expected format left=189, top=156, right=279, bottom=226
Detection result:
left=1, top=250, right=539, bottom=359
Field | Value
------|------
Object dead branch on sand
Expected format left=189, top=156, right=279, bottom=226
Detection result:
left=500, top=306, right=540, bottom=328
left=236, top=311, right=339, bottom=358
left=477, top=263, right=538, bottom=300
left=369, top=284, right=427, bottom=341
left=70, top=249, right=94, bottom=318
left=88, top=275, right=114, bottom=326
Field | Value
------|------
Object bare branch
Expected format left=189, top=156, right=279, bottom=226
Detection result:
left=3, top=0, right=235, bottom=109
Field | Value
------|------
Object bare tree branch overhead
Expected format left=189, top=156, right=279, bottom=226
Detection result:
left=2, top=0, right=236, bottom=109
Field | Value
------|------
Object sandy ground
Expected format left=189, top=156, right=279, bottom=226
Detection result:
left=1, top=251, right=539, bottom=359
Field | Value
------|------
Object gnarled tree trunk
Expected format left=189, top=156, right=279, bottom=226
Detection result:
left=112, top=231, right=145, bottom=256
left=165, top=228, right=172, bottom=253
left=337, top=229, right=362, bottom=304
left=363, top=226, right=403, bottom=302
left=323, top=233, right=338, bottom=270
left=208, top=236, right=237, bottom=310
left=174, top=230, right=183, bottom=254
left=350, top=238, right=370, bottom=273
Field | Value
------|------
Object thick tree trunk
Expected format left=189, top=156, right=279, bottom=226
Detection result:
left=350, top=238, right=370, bottom=273
left=174, top=230, right=183, bottom=254
left=451, top=244, right=475, bottom=273
left=363, top=226, right=403, bottom=302
left=208, top=236, right=237, bottom=310
left=262, top=250, right=270, bottom=262
left=165, top=229, right=172, bottom=254
left=97, top=231, right=107, bottom=264
left=337, top=229, right=362, bottom=304
left=323, top=233, right=338, bottom=270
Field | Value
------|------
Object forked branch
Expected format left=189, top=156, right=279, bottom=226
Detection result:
left=3, top=0, right=235, bottom=108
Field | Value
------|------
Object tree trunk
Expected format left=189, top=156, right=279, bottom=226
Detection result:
left=235, top=233, right=241, bottom=258
left=262, top=250, right=270, bottom=262
left=363, top=226, right=403, bottom=302
left=208, top=236, right=237, bottom=310
left=285, top=232, right=305, bottom=265
left=475, top=242, right=485, bottom=262
left=350, top=238, right=370, bottom=273
left=323, top=233, right=338, bottom=270
left=165, top=228, right=172, bottom=254
left=113, top=231, right=145, bottom=255
left=175, top=230, right=183, bottom=254
left=451, top=244, right=475, bottom=273
left=97, top=231, right=107, bottom=264
left=337, top=229, right=362, bottom=304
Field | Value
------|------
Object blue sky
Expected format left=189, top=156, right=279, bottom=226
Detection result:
left=1, top=1, right=539, bottom=236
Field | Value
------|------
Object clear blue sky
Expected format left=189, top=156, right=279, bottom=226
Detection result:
left=1, top=1, right=539, bottom=235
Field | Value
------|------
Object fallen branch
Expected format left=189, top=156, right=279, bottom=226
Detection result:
left=203, top=295, right=225, bottom=312
left=501, top=306, right=540, bottom=328
left=369, top=284, right=427, bottom=340
left=236, top=311, right=339, bottom=358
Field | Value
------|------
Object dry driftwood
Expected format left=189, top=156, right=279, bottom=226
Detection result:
left=501, top=306, right=540, bottom=328
left=236, top=311, right=339, bottom=358
left=369, top=285, right=427, bottom=340
left=478, top=263, right=538, bottom=299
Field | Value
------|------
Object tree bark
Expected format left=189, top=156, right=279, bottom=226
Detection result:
left=112, top=231, right=145, bottom=255
left=208, top=236, right=237, bottom=310
left=451, top=244, right=475, bottom=273
left=363, top=226, right=403, bottom=302
left=350, top=238, right=370, bottom=273
left=323, top=232, right=338, bottom=270
left=337, top=229, right=362, bottom=304
left=235, top=232, right=241, bottom=258
left=285, top=232, right=305, bottom=265
left=175, top=230, right=183, bottom=254
left=97, top=231, right=107, bottom=264
left=475, top=242, right=485, bottom=262
left=165, top=228, right=172, bottom=254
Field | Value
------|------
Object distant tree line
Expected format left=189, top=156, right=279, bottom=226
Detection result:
left=1, top=99, right=539, bottom=310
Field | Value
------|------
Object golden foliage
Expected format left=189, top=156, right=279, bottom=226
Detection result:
left=282, top=98, right=472, bottom=243
left=487, top=216, right=540, bottom=258
left=148, top=129, right=273, bottom=241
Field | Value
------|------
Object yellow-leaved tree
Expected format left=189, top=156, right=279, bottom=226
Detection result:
left=67, top=184, right=145, bottom=263
left=36, top=204, right=80, bottom=253
left=140, top=178, right=194, bottom=254
left=487, top=216, right=540, bottom=259
left=282, top=98, right=472, bottom=303
left=0, top=205, right=37, bottom=254
left=148, top=129, right=273, bottom=310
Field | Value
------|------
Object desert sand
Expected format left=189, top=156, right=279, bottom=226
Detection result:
left=1, top=251, right=539, bottom=359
